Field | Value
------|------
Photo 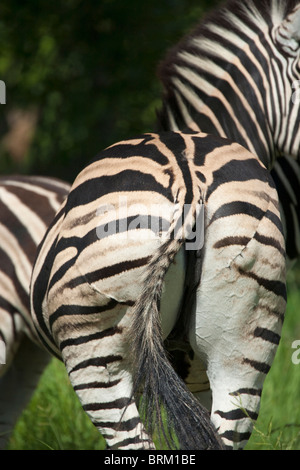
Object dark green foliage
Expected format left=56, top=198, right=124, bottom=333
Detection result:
left=0, top=0, right=220, bottom=181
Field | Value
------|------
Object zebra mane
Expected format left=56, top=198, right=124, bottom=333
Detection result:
left=158, top=0, right=299, bottom=85
left=195, top=0, right=298, bottom=33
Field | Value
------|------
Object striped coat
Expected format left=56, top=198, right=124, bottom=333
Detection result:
left=30, top=131, right=286, bottom=449
left=158, top=0, right=300, bottom=266
left=0, top=175, right=70, bottom=449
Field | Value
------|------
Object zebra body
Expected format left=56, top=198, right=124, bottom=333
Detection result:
left=158, top=0, right=300, bottom=266
left=30, top=131, right=286, bottom=449
left=0, top=175, right=70, bottom=448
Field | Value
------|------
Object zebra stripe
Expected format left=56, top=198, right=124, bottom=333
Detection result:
left=158, top=0, right=300, bottom=266
left=30, top=131, right=286, bottom=450
left=0, top=175, right=70, bottom=449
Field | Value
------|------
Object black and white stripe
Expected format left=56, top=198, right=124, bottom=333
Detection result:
left=0, top=175, right=70, bottom=449
left=158, top=0, right=300, bottom=267
left=30, top=131, right=286, bottom=449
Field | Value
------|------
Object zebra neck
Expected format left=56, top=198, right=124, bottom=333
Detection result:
left=158, top=0, right=298, bottom=169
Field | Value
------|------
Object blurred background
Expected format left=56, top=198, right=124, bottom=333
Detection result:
left=0, top=0, right=220, bottom=182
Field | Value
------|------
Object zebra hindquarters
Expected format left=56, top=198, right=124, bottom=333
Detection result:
left=42, top=216, right=187, bottom=449
left=0, top=175, right=70, bottom=449
left=46, top=255, right=158, bottom=449
left=189, top=157, right=287, bottom=450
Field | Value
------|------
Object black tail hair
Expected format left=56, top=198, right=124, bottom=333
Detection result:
left=129, top=235, right=224, bottom=450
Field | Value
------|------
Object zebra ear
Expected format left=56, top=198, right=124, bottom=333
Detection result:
left=275, top=4, right=300, bottom=53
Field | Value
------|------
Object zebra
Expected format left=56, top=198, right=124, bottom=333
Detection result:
left=0, top=175, right=70, bottom=449
left=157, top=0, right=300, bottom=268
left=157, top=2, right=299, bottom=442
left=30, top=131, right=286, bottom=450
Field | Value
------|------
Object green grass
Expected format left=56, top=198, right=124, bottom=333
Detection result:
left=245, top=267, right=300, bottom=450
left=6, top=268, right=300, bottom=450
left=6, top=358, right=106, bottom=450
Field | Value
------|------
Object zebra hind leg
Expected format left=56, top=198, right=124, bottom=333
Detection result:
left=189, top=181, right=286, bottom=449
left=54, top=298, right=156, bottom=450
left=0, top=335, right=50, bottom=449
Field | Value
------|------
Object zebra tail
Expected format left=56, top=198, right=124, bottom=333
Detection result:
left=128, top=234, right=223, bottom=450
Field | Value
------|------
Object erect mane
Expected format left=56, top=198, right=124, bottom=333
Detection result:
left=158, top=0, right=299, bottom=84
left=191, top=0, right=297, bottom=36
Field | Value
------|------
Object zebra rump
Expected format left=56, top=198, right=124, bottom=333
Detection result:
left=30, top=131, right=286, bottom=449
